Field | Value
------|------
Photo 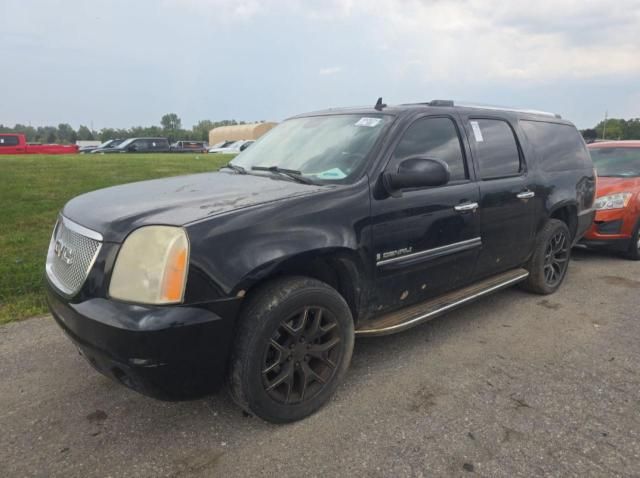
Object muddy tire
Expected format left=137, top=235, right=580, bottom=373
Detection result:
left=521, top=219, right=572, bottom=295
left=228, top=276, right=354, bottom=423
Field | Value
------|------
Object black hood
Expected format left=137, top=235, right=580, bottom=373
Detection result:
left=62, top=171, right=327, bottom=242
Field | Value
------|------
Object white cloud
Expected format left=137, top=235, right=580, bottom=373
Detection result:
left=350, top=0, right=640, bottom=82
left=168, top=0, right=640, bottom=81
left=319, top=66, right=342, bottom=75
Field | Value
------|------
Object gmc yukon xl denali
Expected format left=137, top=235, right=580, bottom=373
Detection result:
left=46, top=100, right=595, bottom=422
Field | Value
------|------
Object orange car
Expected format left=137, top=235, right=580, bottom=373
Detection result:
left=581, top=141, right=640, bottom=259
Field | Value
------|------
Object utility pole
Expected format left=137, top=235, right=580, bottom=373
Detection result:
left=602, top=110, right=608, bottom=140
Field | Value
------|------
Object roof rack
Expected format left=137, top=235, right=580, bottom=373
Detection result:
left=428, top=99, right=454, bottom=107
left=456, top=102, right=561, bottom=118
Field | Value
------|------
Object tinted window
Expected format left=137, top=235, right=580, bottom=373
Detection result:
left=520, top=121, right=589, bottom=172
left=391, top=117, right=467, bottom=181
left=134, top=139, right=149, bottom=150
left=0, top=135, right=20, bottom=147
left=470, top=119, right=521, bottom=179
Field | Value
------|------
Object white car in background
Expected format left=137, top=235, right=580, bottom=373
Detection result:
left=208, top=140, right=254, bottom=154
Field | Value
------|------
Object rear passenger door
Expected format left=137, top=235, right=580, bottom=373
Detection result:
left=460, top=116, right=537, bottom=277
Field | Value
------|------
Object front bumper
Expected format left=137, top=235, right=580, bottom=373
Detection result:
left=46, top=283, right=241, bottom=400
left=580, top=209, right=634, bottom=251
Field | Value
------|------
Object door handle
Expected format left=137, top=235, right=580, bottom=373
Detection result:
left=517, top=191, right=535, bottom=199
left=454, top=202, right=479, bottom=212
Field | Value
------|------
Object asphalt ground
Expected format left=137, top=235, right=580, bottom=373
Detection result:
left=1, top=248, right=639, bottom=477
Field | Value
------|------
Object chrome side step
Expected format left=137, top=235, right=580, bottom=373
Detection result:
left=355, top=268, right=529, bottom=337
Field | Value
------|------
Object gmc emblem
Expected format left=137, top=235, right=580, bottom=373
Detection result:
left=54, top=239, right=74, bottom=265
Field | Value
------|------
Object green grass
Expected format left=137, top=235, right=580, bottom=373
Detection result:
left=0, top=153, right=233, bottom=325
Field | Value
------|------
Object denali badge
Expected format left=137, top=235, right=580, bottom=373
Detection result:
left=54, top=239, right=74, bottom=265
left=376, top=247, right=413, bottom=262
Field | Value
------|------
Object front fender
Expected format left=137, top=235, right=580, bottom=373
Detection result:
left=183, top=179, right=372, bottom=303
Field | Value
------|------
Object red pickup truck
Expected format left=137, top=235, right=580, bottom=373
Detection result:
left=0, top=133, right=79, bottom=155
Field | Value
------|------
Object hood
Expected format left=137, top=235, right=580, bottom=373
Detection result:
left=596, top=176, right=640, bottom=197
left=62, top=171, right=327, bottom=242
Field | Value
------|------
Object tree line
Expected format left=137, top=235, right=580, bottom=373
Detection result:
left=2, top=113, right=638, bottom=144
left=0, top=114, right=257, bottom=144
left=580, top=118, right=640, bottom=142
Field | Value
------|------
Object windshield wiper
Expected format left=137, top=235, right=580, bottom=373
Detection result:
left=220, top=163, right=247, bottom=174
left=251, top=166, right=317, bottom=185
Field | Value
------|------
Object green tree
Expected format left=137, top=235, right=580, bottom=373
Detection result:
left=624, top=118, right=640, bottom=139
left=56, top=123, right=77, bottom=144
left=191, top=120, right=216, bottom=141
left=161, top=113, right=182, bottom=131
left=77, top=125, right=95, bottom=141
left=595, top=118, right=625, bottom=140
left=581, top=128, right=597, bottom=143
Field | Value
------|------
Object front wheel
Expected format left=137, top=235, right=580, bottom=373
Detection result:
left=228, top=276, right=354, bottom=423
left=521, top=219, right=572, bottom=295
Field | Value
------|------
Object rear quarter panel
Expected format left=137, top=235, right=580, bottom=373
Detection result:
left=515, top=118, right=596, bottom=240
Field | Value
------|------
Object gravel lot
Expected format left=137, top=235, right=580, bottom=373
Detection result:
left=1, top=248, right=639, bottom=477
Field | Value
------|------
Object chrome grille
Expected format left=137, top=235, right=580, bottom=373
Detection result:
left=46, top=216, right=102, bottom=296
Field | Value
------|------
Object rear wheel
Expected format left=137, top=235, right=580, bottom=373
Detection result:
left=625, top=219, right=640, bottom=261
left=228, top=276, right=354, bottom=423
left=522, top=219, right=572, bottom=295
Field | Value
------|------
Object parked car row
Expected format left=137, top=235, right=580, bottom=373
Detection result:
left=83, top=137, right=255, bottom=154
left=1, top=130, right=258, bottom=155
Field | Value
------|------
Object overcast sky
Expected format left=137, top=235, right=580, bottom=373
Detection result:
left=2, top=0, right=639, bottom=129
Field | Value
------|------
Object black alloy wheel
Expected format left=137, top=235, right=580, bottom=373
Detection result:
left=262, top=306, right=342, bottom=404
left=229, top=276, right=354, bottom=423
left=521, top=219, right=572, bottom=295
left=543, top=230, right=570, bottom=287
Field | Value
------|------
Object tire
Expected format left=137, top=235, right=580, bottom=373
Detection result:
left=625, top=219, right=640, bottom=261
left=228, top=276, right=355, bottom=423
left=521, top=219, right=572, bottom=295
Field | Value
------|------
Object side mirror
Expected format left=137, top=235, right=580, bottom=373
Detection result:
left=127, top=144, right=137, bottom=152
left=382, top=157, right=450, bottom=197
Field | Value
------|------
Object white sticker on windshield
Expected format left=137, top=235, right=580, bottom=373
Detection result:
left=355, top=117, right=382, bottom=127
left=470, top=121, right=484, bottom=142
left=315, top=168, right=347, bottom=179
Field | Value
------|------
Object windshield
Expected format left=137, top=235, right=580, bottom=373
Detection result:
left=590, top=147, right=640, bottom=177
left=117, top=138, right=135, bottom=148
left=231, top=114, right=391, bottom=182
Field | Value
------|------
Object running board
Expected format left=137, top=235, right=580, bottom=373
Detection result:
left=355, top=268, right=529, bottom=337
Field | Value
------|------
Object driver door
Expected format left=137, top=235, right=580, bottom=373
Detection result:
left=370, top=115, right=481, bottom=313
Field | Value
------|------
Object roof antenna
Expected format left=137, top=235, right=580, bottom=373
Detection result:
left=374, top=97, right=386, bottom=111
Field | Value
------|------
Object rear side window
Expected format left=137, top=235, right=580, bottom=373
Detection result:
left=391, top=117, right=468, bottom=181
left=469, top=119, right=521, bottom=179
left=520, top=121, right=589, bottom=172
left=0, top=135, right=20, bottom=146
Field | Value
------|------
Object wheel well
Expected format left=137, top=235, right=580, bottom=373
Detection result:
left=243, top=253, right=363, bottom=323
left=550, top=205, right=578, bottom=239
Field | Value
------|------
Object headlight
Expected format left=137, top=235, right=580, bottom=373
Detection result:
left=109, top=226, right=190, bottom=304
left=594, top=192, right=632, bottom=211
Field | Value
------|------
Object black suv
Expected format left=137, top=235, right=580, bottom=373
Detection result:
left=97, top=137, right=170, bottom=153
left=45, top=100, right=595, bottom=423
